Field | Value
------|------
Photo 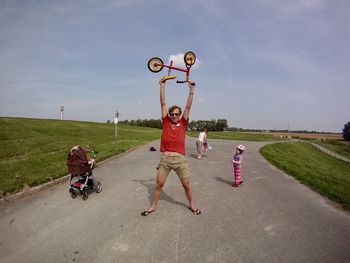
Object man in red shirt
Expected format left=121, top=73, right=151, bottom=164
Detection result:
left=141, top=77, right=201, bottom=216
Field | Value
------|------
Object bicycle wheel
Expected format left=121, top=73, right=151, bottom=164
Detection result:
left=147, top=57, right=164, bottom=73
left=184, top=51, right=196, bottom=66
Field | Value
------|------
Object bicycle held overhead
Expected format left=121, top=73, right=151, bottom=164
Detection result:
left=147, top=51, right=196, bottom=84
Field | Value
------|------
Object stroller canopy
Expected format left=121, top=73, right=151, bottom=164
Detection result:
left=67, top=146, right=91, bottom=175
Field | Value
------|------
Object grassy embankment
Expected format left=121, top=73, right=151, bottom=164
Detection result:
left=316, top=140, right=350, bottom=159
left=260, top=142, right=350, bottom=210
left=0, top=117, right=161, bottom=196
left=264, top=131, right=350, bottom=159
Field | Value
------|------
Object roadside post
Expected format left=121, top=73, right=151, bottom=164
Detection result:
left=114, top=110, right=119, bottom=144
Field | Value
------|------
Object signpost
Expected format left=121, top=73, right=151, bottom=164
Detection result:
left=114, top=110, right=119, bottom=144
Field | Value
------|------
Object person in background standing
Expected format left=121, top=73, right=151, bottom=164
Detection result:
left=196, top=128, right=208, bottom=159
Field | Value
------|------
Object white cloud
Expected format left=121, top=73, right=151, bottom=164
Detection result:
left=168, top=53, right=201, bottom=70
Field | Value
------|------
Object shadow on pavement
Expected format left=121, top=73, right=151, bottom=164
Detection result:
left=133, top=179, right=188, bottom=208
left=214, top=176, right=232, bottom=186
left=189, top=153, right=208, bottom=159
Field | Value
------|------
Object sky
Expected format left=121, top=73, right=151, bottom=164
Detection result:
left=0, top=0, right=349, bottom=132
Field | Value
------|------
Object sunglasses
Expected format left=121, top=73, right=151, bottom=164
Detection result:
left=169, top=113, right=180, bottom=117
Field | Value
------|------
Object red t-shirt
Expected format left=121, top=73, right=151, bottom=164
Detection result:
left=160, top=115, right=188, bottom=155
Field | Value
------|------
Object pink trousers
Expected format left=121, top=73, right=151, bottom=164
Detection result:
left=233, top=168, right=243, bottom=185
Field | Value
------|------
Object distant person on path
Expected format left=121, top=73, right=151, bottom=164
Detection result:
left=232, top=144, right=245, bottom=187
left=141, top=76, right=201, bottom=216
left=196, top=128, right=208, bottom=159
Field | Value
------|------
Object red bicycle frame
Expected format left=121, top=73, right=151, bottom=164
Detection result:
left=148, top=51, right=196, bottom=84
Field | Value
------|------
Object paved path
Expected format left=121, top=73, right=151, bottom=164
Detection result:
left=0, top=138, right=349, bottom=263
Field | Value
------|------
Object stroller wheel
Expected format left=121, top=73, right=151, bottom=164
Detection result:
left=82, top=192, right=88, bottom=201
left=96, top=183, right=102, bottom=193
left=69, top=189, right=77, bottom=199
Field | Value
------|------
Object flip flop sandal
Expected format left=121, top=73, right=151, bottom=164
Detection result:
left=141, top=210, right=154, bottom=216
left=189, top=207, right=202, bottom=215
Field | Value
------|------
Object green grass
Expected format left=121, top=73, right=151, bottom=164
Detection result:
left=2, top=117, right=349, bottom=212
left=315, top=140, right=350, bottom=159
left=187, top=131, right=285, bottom=141
left=0, top=117, right=160, bottom=196
left=260, top=142, right=350, bottom=210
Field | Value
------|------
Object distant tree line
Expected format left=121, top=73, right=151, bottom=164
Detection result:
left=120, top=119, right=163, bottom=129
left=188, top=119, right=228, bottom=131
left=107, top=119, right=348, bottom=136
left=114, top=118, right=229, bottom=131
left=226, top=128, right=340, bottom=134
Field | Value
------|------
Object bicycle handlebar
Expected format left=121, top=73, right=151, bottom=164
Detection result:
left=176, top=80, right=196, bottom=86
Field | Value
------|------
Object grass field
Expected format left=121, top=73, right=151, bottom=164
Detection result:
left=1, top=117, right=349, bottom=211
left=261, top=132, right=342, bottom=140
left=315, top=140, right=350, bottom=159
left=260, top=142, right=350, bottom=210
left=264, top=132, right=350, bottom=159
left=0, top=117, right=161, bottom=196
left=187, top=131, right=286, bottom=141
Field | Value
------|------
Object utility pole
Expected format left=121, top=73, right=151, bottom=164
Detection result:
left=60, top=106, right=64, bottom=120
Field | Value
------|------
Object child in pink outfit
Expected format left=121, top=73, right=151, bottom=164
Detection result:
left=232, top=144, right=245, bottom=187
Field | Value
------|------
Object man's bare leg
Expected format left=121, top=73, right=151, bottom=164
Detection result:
left=141, top=173, right=166, bottom=215
left=181, top=177, right=201, bottom=214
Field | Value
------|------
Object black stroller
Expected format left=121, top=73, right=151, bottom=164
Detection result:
left=67, top=146, right=102, bottom=200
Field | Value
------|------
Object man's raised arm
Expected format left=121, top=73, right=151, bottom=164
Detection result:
left=182, top=80, right=195, bottom=121
left=159, top=79, right=167, bottom=118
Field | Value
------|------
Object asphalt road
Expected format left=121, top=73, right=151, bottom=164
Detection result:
left=0, top=137, right=349, bottom=263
